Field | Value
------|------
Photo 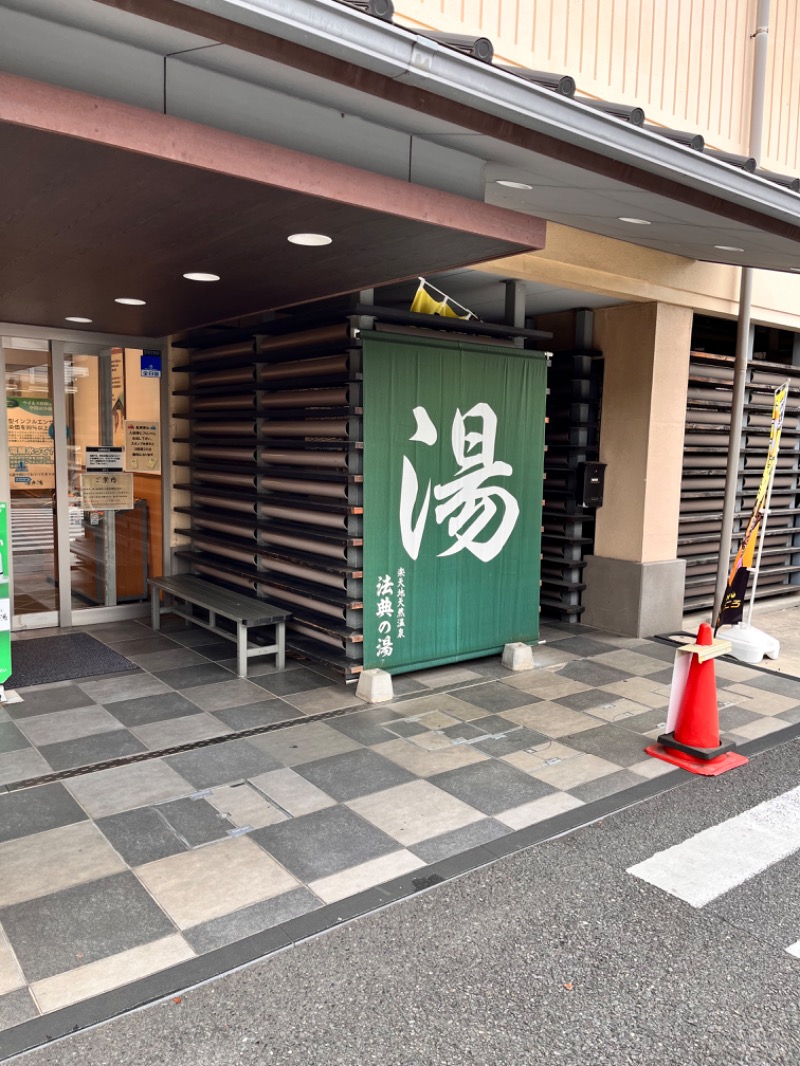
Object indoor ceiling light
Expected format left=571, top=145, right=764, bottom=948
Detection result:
left=115, top=297, right=146, bottom=305
left=496, top=179, right=534, bottom=190
left=183, top=272, right=220, bottom=282
left=287, top=233, right=332, bottom=246
left=618, top=216, right=651, bottom=224
left=714, top=245, right=744, bottom=252
left=65, top=316, right=92, bottom=323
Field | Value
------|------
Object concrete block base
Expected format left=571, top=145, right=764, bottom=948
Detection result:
left=582, top=556, right=686, bottom=637
left=356, top=668, right=394, bottom=704
left=502, top=642, right=535, bottom=671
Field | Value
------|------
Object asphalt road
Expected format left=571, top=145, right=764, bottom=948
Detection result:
left=18, top=738, right=800, bottom=1066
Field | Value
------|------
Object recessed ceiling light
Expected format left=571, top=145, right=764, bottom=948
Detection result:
left=714, top=245, right=744, bottom=252
left=183, top=272, right=220, bottom=282
left=115, top=297, right=146, bottom=306
left=287, top=233, right=332, bottom=246
left=65, top=316, right=92, bottom=324
left=618, top=217, right=651, bottom=225
left=496, top=179, right=534, bottom=190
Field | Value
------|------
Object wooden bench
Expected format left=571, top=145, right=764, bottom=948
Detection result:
left=148, top=574, right=291, bottom=678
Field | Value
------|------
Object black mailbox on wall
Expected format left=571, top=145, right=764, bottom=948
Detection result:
left=578, top=461, right=606, bottom=507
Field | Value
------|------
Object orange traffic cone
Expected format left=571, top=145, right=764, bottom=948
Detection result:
left=645, top=623, right=748, bottom=777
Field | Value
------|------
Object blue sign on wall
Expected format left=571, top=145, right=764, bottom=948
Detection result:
left=141, top=350, right=162, bottom=379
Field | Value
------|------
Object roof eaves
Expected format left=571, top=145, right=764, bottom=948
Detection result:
left=172, top=0, right=800, bottom=226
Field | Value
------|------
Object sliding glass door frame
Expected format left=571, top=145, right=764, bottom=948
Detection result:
left=0, top=323, right=168, bottom=631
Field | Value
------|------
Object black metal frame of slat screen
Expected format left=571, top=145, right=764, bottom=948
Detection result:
left=679, top=352, right=800, bottom=613
left=172, top=313, right=365, bottom=679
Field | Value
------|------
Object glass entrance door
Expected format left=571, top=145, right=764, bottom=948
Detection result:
left=1, top=335, right=165, bottom=630
left=2, top=339, right=59, bottom=625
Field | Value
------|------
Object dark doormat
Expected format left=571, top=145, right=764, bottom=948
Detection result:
left=7, top=633, right=137, bottom=689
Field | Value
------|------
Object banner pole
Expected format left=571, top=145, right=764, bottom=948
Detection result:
left=745, top=380, right=788, bottom=627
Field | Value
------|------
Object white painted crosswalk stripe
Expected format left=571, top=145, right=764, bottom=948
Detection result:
left=627, top=784, right=800, bottom=908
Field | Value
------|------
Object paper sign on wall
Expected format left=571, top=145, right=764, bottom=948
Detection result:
left=124, top=421, right=161, bottom=473
left=80, top=472, right=134, bottom=510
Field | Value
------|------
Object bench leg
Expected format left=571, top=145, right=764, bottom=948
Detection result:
left=276, top=622, right=286, bottom=671
left=236, top=621, right=248, bottom=678
left=151, top=587, right=161, bottom=632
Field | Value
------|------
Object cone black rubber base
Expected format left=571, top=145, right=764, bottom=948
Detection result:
left=655, top=731, right=735, bottom=762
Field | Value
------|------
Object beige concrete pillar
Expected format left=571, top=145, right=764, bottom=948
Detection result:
left=582, top=301, right=693, bottom=636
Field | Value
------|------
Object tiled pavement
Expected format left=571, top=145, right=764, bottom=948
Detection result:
left=2, top=616, right=800, bottom=1039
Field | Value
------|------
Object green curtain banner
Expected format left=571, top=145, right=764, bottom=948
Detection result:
left=362, top=331, right=547, bottom=673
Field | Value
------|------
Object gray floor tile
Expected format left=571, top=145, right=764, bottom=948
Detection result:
left=0, top=749, right=50, bottom=786
left=557, top=661, right=632, bottom=687
left=0, top=722, right=29, bottom=755
left=153, top=664, right=235, bottom=690
left=157, top=797, right=235, bottom=847
left=718, top=706, right=762, bottom=731
left=568, top=769, right=646, bottom=803
left=469, top=714, right=528, bottom=735
left=0, top=783, right=87, bottom=845
left=191, top=642, right=239, bottom=663
left=473, top=726, right=550, bottom=757
left=109, top=692, right=205, bottom=729
left=131, top=648, right=210, bottom=672
left=96, top=807, right=187, bottom=867
left=778, top=705, right=800, bottom=724
left=7, top=684, right=95, bottom=720
left=739, top=672, right=800, bottom=698
left=389, top=675, right=429, bottom=696
left=251, top=805, right=398, bottom=882
left=251, top=666, right=335, bottom=697
left=384, top=720, right=429, bottom=738
left=77, top=674, right=171, bottom=705
left=296, top=749, right=416, bottom=802
left=429, top=760, right=556, bottom=815
left=463, top=657, right=511, bottom=679
left=617, top=708, right=670, bottom=734
left=165, top=739, right=281, bottom=790
left=0, top=872, right=175, bottom=983
left=440, top=722, right=488, bottom=742
left=554, top=687, right=620, bottom=712
left=564, top=724, right=651, bottom=767
left=328, top=708, right=404, bottom=746
left=39, top=730, right=147, bottom=772
left=212, top=700, right=301, bottom=732
left=409, top=818, right=510, bottom=863
left=184, top=887, right=320, bottom=954
left=450, top=683, right=540, bottom=713
left=645, top=668, right=678, bottom=685
left=551, top=635, right=620, bottom=658
left=0, top=988, right=38, bottom=1031
left=632, top=641, right=681, bottom=662
left=75, top=621, right=149, bottom=643
left=148, top=616, right=207, bottom=638
left=181, top=678, right=268, bottom=712
left=106, top=636, right=183, bottom=656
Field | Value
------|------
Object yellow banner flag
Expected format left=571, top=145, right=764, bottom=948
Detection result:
left=410, top=280, right=471, bottom=320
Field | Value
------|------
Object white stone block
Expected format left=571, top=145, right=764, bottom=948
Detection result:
left=502, top=642, right=535, bottom=672
left=356, top=668, right=394, bottom=703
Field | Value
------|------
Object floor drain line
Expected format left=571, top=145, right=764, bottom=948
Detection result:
left=3, top=704, right=365, bottom=793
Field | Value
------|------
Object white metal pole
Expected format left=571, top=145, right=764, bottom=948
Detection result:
left=712, top=0, right=770, bottom=623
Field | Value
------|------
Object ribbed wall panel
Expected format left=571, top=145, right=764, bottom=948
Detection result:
left=396, top=0, right=800, bottom=169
